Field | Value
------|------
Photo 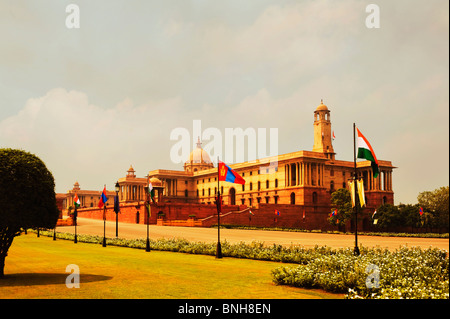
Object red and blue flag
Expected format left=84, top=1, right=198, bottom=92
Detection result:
left=275, top=210, right=280, bottom=216
left=330, top=209, right=337, bottom=218
left=218, top=160, right=245, bottom=185
left=98, top=186, right=108, bottom=208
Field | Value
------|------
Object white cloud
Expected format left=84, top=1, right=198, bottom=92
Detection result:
left=0, top=88, right=185, bottom=192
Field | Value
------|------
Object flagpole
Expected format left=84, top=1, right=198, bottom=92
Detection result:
left=102, top=184, right=107, bottom=247
left=353, top=123, right=360, bottom=256
left=146, top=175, right=151, bottom=252
left=74, top=204, right=78, bottom=244
left=216, top=156, right=222, bottom=259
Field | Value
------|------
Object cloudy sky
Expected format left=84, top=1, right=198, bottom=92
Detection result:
left=0, top=0, right=448, bottom=205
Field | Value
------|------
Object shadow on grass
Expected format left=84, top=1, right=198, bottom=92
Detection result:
left=0, top=273, right=112, bottom=287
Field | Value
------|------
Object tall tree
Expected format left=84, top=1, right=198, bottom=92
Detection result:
left=329, top=188, right=353, bottom=229
left=0, top=149, right=59, bottom=277
left=418, top=186, right=449, bottom=231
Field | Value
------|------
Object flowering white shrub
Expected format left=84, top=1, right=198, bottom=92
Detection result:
left=272, top=246, right=449, bottom=299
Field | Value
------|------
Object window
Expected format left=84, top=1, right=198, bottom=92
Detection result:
left=266, top=180, right=269, bottom=189
left=312, top=192, right=318, bottom=204
left=290, top=192, right=295, bottom=205
left=185, top=190, right=188, bottom=197
left=258, top=181, right=261, bottom=191
left=242, top=184, right=245, bottom=191
left=275, top=179, right=278, bottom=188
left=250, top=183, right=253, bottom=191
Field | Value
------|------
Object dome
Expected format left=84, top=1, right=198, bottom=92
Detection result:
left=150, top=177, right=162, bottom=187
left=315, top=99, right=329, bottom=112
left=185, top=138, right=212, bottom=165
left=184, top=138, right=214, bottom=172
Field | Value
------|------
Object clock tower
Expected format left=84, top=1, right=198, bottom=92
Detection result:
left=312, top=100, right=335, bottom=160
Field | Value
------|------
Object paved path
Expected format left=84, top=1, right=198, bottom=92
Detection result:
left=56, top=218, right=449, bottom=251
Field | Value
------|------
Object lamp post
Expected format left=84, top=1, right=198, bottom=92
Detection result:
left=114, top=181, right=120, bottom=238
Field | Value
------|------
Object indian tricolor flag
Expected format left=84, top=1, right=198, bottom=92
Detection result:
left=74, top=193, right=80, bottom=208
left=356, top=127, right=379, bottom=178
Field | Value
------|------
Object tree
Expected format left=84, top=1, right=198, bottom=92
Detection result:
left=372, top=204, right=400, bottom=230
left=397, top=203, right=421, bottom=230
left=418, top=186, right=449, bottom=231
left=0, top=149, right=59, bottom=277
left=329, top=188, right=353, bottom=230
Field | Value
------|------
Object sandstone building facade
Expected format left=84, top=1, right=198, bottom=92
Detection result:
left=62, top=101, right=395, bottom=231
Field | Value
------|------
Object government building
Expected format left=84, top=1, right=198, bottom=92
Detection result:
left=62, top=101, right=395, bottom=231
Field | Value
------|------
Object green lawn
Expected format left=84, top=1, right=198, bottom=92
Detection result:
left=0, top=234, right=342, bottom=299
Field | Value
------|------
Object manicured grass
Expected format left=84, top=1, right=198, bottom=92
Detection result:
left=0, top=234, right=342, bottom=299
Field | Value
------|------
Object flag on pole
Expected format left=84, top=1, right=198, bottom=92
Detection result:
left=332, top=131, right=336, bottom=140
left=348, top=180, right=356, bottom=207
left=372, top=210, right=377, bottom=219
left=218, top=160, right=245, bottom=185
left=249, top=210, right=254, bottom=216
left=215, top=195, right=222, bottom=213
left=330, top=209, right=337, bottom=218
left=356, top=127, right=379, bottom=178
left=74, top=193, right=80, bottom=208
left=147, top=202, right=151, bottom=218
left=114, top=195, right=120, bottom=214
left=419, top=207, right=423, bottom=216
left=356, top=179, right=366, bottom=207
left=148, top=180, right=155, bottom=202
left=98, top=186, right=108, bottom=208
left=275, top=209, right=280, bottom=216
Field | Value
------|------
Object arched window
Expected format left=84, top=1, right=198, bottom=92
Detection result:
left=290, top=192, right=295, bottom=205
left=229, top=188, right=236, bottom=205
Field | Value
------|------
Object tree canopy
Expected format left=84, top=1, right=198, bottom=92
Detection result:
left=329, top=188, right=353, bottom=228
left=0, top=148, right=59, bottom=277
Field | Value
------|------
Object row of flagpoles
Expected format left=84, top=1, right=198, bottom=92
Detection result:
left=67, top=123, right=391, bottom=256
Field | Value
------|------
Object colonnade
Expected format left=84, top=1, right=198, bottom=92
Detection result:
left=285, top=162, right=325, bottom=187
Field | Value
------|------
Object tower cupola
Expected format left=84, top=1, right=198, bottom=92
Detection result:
left=313, top=100, right=335, bottom=159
